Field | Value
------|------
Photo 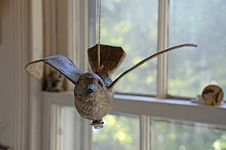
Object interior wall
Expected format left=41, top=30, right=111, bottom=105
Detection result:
left=0, top=0, right=14, bottom=145
left=0, top=0, right=30, bottom=149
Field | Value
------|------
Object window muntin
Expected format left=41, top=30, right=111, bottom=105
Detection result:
left=168, top=0, right=226, bottom=99
left=100, top=0, right=158, bottom=95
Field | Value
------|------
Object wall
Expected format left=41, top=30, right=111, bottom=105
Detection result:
left=0, top=0, right=13, bottom=145
left=0, top=0, right=30, bottom=149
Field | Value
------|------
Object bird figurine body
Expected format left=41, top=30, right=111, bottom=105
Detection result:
left=25, top=43, right=197, bottom=128
left=74, top=72, right=114, bottom=128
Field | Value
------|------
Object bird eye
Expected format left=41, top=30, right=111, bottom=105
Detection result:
left=87, top=88, right=94, bottom=94
left=98, top=80, right=104, bottom=87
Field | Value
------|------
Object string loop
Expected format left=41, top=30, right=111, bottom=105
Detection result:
left=97, top=0, right=102, bottom=71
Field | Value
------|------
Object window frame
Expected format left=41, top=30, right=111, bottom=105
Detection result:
left=41, top=0, right=226, bottom=150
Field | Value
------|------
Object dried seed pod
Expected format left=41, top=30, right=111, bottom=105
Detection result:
left=202, top=85, right=224, bottom=106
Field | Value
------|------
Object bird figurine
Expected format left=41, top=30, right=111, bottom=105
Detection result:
left=25, top=43, right=197, bottom=128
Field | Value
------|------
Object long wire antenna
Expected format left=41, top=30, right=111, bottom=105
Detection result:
left=108, top=43, right=198, bottom=89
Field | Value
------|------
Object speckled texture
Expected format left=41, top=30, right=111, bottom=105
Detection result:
left=74, top=73, right=114, bottom=120
left=88, top=44, right=126, bottom=75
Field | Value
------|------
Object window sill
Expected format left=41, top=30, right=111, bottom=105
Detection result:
left=42, top=91, right=226, bottom=127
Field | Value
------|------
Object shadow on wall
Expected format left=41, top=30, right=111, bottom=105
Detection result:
left=0, top=0, right=11, bottom=147
left=0, top=121, right=10, bottom=150
left=0, top=1, right=2, bottom=44
left=0, top=0, right=9, bottom=45
left=0, top=143, right=10, bottom=150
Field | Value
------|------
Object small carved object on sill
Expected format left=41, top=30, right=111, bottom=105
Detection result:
left=25, top=43, right=197, bottom=128
left=0, top=144, right=10, bottom=150
left=44, top=68, right=65, bottom=92
left=202, top=85, right=224, bottom=106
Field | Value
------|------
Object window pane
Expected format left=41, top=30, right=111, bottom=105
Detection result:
left=92, top=114, right=140, bottom=150
left=52, top=106, right=82, bottom=150
left=151, top=118, right=226, bottom=150
left=168, top=0, right=226, bottom=98
left=100, top=0, right=158, bottom=95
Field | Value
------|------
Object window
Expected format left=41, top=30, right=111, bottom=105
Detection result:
left=151, top=118, right=226, bottom=150
left=92, top=114, right=140, bottom=150
left=99, top=0, right=226, bottom=98
left=42, top=0, right=226, bottom=150
left=168, top=0, right=226, bottom=98
left=100, top=0, right=158, bottom=95
left=52, top=106, right=82, bottom=150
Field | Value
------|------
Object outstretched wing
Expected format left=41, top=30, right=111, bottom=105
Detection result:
left=25, top=55, right=82, bottom=84
left=107, top=43, right=198, bottom=89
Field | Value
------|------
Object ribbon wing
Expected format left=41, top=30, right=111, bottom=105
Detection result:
left=25, top=55, right=82, bottom=84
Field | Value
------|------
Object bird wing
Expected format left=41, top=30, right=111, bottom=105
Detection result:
left=25, top=55, right=82, bottom=84
left=107, top=43, right=197, bottom=90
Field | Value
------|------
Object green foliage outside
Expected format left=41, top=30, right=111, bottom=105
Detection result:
left=100, top=0, right=158, bottom=95
left=92, top=114, right=139, bottom=150
left=168, top=0, right=226, bottom=98
left=100, top=0, right=226, bottom=98
left=92, top=115, right=226, bottom=150
left=151, top=120, right=226, bottom=150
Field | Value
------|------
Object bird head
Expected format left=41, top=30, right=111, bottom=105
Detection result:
left=74, top=72, right=106, bottom=98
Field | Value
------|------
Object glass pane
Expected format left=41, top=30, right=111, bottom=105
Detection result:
left=92, top=114, right=140, bottom=150
left=100, top=0, right=158, bottom=95
left=151, top=118, right=226, bottom=150
left=55, top=106, right=82, bottom=150
left=168, top=0, right=226, bottom=98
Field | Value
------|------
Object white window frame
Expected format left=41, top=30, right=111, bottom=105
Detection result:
left=41, top=0, right=226, bottom=150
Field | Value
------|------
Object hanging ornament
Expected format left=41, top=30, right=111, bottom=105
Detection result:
left=202, top=85, right=224, bottom=106
left=25, top=0, right=198, bottom=129
left=25, top=43, right=197, bottom=128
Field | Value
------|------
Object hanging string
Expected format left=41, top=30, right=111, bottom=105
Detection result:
left=97, top=0, right=102, bottom=71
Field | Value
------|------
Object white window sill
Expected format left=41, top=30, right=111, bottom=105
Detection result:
left=42, top=91, right=226, bottom=127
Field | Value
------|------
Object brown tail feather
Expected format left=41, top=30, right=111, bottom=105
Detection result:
left=88, top=44, right=126, bottom=76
